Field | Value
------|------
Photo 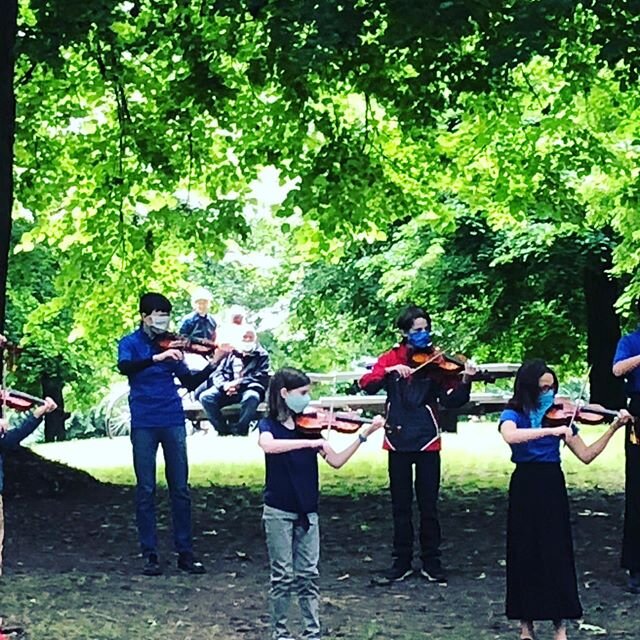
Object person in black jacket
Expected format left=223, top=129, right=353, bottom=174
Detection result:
left=359, top=305, right=476, bottom=584
left=197, top=326, right=270, bottom=436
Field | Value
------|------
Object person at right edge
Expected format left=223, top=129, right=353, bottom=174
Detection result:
left=612, top=297, right=640, bottom=594
left=359, top=304, right=476, bottom=584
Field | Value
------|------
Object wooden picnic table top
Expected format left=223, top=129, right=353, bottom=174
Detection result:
left=306, top=363, right=520, bottom=384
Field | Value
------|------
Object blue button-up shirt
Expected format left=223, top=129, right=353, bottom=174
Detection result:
left=118, top=328, right=194, bottom=429
left=614, top=328, right=640, bottom=395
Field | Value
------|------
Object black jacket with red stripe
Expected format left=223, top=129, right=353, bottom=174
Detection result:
left=359, top=343, right=470, bottom=452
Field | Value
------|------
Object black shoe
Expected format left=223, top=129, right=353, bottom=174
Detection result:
left=382, top=561, right=413, bottom=582
left=228, top=422, right=248, bottom=436
left=177, top=552, right=206, bottom=574
left=142, top=553, right=162, bottom=576
left=421, top=562, right=447, bottom=584
left=628, top=570, right=640, bottom=594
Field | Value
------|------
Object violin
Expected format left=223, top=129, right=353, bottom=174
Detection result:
left=410, top=347, right=466, bottom=375
left=0, top=337, right=46, bottom=413
left=156, top=332, right=220, bottom=356
left=0, top=389, right=46, bottom=412
left=408, top=347, right=513, bottom=383
left=542, top=400, right=627, bottom=429
left=295, top=409, right=374, bottom=435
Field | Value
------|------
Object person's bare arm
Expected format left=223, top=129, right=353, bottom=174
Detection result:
left=321, top=416, right=385, bottom=469
left=500, top=420, right=572, bottom=444
left=613, top=354, right=640, bottom=377
left=566, top=413, right=629, bottom=464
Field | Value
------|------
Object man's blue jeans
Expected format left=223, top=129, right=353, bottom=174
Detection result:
left=200, top=387, right=261, bottom=435
left=130, top=426, right=192, bottom=556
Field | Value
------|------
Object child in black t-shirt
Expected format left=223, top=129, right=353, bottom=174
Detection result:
left=258, top=367, right=384, bottom=640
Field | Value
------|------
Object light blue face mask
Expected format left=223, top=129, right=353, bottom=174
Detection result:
left=284, top=392, right=311, bottom=414
left=528, top=389, right=555, bottom=428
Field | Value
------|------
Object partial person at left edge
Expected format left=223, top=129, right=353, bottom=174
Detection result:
left=0, top=333, right=58, bottom=575
left=117, top=293, right=227, bottom=576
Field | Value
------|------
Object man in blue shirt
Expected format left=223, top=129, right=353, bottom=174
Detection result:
left=118, top=293, right=224, bottom=576
left=178, top=287, right=217, bottom=343
left=612, top=300, right=640, bottom=593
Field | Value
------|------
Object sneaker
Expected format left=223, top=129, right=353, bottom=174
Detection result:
left=421, top=561, right=447, bottom=584
left=142, top=553, right=162, bottom=576
left=628, top=570, right=640, bottom=594
left=382, top=561, right=414, bottom=582
left=177, top=552, right=206, bottom=574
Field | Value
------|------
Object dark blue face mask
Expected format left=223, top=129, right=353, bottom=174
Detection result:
left=407, top=330, right=432, bottom=349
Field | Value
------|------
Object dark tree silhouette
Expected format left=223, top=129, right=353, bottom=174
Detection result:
left=0, top=0, right=17, bottom=336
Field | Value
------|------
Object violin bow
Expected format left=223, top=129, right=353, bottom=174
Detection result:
left=326, top=372, right=338, bottom=441
left=568, top=366, right=592, bottom=435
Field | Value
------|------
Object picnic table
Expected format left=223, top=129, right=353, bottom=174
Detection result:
left=182, top=363, right=519, bottom=433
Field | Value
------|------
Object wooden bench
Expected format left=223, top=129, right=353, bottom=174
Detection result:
left=183, top=392, right=513, bottom=432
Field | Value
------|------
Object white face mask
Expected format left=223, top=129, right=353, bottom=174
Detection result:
left=240, top=341, right=257, bottom=353
left=148, top=314, right=170, bottom=335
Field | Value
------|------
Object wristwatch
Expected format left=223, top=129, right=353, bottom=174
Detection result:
left=358, top=433, right=367, bottom=444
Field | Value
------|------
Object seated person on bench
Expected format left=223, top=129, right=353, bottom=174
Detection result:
left=179, top=287, right=217, bottom=343
left=197, top=327, right=270, bottom=436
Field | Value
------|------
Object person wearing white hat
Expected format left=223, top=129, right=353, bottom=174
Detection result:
left=179, top=287, right=217, bottom=343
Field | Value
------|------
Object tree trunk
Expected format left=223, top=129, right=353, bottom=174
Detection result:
left=0, top=0, right=17, bottom=336
left=0, top=1, right=17, bottom=347
left=41, top=375, right=67, bottom=442
left=585, top=247, right=626, bottom=409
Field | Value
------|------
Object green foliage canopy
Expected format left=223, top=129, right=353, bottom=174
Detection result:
left=6, top=0, right=640, bottom=408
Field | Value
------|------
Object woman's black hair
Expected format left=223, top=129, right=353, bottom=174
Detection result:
left=139, top=292, right=172, bottom=315
left=268, top=367, right=311, bottom=422
left=507, top=359, right=558, bottom=413
left=395, top=305, right=432, bottom=333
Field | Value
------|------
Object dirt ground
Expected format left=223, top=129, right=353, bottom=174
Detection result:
left=0, top=451, right=637, bottom=640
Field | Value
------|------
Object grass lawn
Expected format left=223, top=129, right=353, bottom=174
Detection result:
left=4, top=420, right=628, bottom=640
left=74, top=421, right=626, bottom=495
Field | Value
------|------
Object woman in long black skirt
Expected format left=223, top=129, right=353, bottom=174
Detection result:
left=499, top=359, right=630, bottom=640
